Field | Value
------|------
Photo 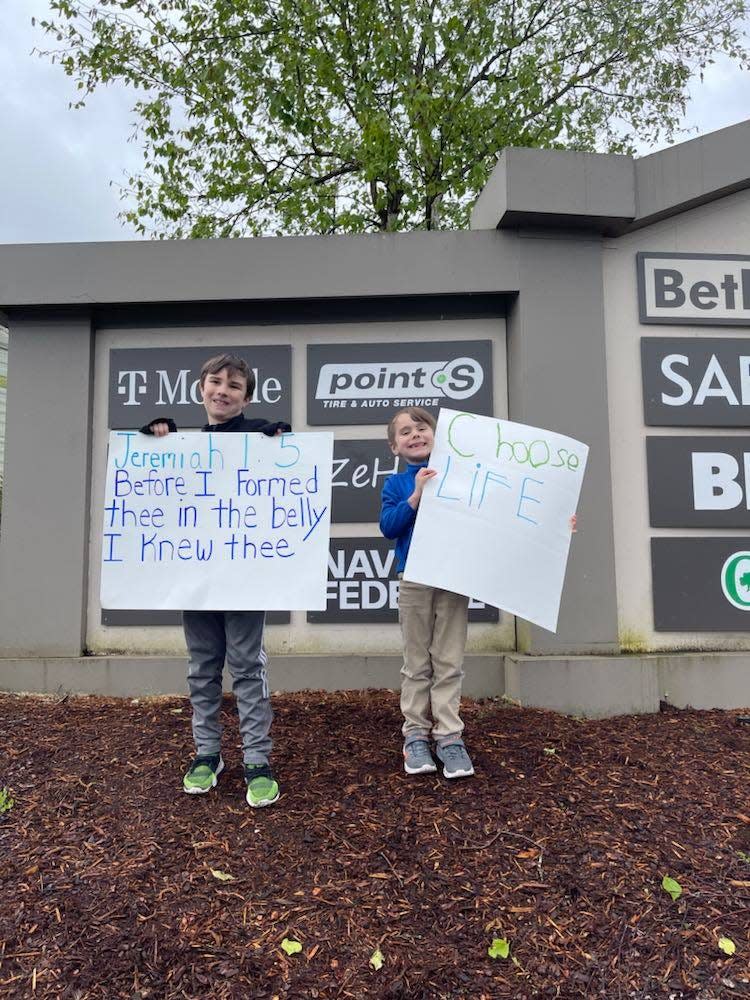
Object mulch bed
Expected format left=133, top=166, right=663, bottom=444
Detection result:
left=0, top=690, right=748, bottom=999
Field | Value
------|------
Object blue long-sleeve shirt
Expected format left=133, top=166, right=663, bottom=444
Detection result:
left=379, top=461, right=428, bottom=573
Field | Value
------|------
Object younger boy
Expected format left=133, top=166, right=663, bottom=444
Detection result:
left=141, top=353, right=290, bottom=807
left=379, top=407, right=474, bottom=779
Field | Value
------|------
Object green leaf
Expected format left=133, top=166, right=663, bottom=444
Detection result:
left=369, top=948, right=384, bottom=970
left=543, top=747, right=557, bottom=755
left=661, top=875, right=682, bottom=901
left=209, top=868, right=235, bottom=882
left=718, top=936, right=736, bottom=956
left=281, top=938, right=302, bottom=956
left=488, top=938, right=510, bottom=960
left=33, top=0, right=750, bottom=236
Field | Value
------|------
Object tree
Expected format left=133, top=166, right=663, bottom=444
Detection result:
left=39, top=0, right=748, bottom=236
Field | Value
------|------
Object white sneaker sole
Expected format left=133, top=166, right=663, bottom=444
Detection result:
left=246, top=789, right=280, bottom=808
left=404, top=761, right=438, bottom=775
left=441, top=765, right=475, bottom=779
left=183, top=758, right=224, bottom=794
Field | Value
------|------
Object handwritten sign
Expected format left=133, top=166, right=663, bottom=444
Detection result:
left=100, top=431, right=333, bottom=610
left=403, top=409, right=588, bottom=632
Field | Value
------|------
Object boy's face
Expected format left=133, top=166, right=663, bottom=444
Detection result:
left=199, top=366, right=250, bottom=424
left=389, top=412, right=434, bottom=462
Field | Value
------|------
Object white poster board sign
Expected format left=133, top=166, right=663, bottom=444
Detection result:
left=404, top=410, right=588, bottom=632
left=100, top=431, right=333, bottom=610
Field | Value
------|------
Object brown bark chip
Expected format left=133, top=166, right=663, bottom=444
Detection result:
left=0, top=691, right=748, bottom=998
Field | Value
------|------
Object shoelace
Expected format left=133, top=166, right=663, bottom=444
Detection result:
left=406, top=741, right=432, bottom=760
left=439, top=743, right=467, bottom=762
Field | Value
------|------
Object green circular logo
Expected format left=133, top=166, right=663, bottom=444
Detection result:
left=720, top=551, right=750, bottom=611
left=435, top=372, right=447, bottom=384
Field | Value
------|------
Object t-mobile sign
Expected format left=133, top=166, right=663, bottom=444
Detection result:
left=638, top=253, right=750, bottom=325
left=109, top=346, right=292, bottom=428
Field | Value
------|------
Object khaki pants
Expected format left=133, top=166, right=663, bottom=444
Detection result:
left=398, top=578, right=469, bottom=741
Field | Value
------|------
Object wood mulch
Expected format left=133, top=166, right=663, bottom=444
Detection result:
left=0, top=690, right=748, bottom=999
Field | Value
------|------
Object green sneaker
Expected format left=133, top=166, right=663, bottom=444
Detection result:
left=244, top=763, right=280, bottom=808
left=183, top=754, right=224, bottom=794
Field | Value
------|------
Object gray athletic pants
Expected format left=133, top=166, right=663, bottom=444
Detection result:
left=183, top=610, right=272, bottom=766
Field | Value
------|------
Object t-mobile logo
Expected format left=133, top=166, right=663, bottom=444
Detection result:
left=117, top=371, right=148, bottom=406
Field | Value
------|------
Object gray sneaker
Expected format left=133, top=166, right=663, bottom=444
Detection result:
left=436, top=740, right=474, bottom=778
left=403, top=738, right=437, bottom=775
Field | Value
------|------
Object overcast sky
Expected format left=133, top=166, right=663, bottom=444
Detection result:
left=2, top=5, right=750, bottom=245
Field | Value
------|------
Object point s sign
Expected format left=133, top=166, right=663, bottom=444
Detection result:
left=307, top=340, right=493, bottom=425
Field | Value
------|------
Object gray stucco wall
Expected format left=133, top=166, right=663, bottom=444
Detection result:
left=0, top=326, right=7, bottom=491
left=0, top=315, right=93, bottom=655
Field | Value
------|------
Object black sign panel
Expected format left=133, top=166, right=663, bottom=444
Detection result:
left=109, top=346, right=292, bottom=429
left=652, top=538, right=750, bottom=631
left=647, top=436, right=750, bottom=528
left=332, top=440, right=404, bottom=523
left=307, top=537, right=500, bottom=624
left=642, top=338, right=750, bottom=426
left=101, top=610, right=290, bottom=625
left=307, top=340, right=493, bottom=425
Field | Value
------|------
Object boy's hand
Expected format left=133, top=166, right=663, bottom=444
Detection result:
left=150, top=421, right=172, bottom=438
left=570, top=513, right=578, bottom=533
left=408, top=468, right=437, bottom=509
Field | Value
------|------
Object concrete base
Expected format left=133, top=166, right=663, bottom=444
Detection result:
left=2, top=653, right=747, bottom=715
left=505, top=652, right=750, bottom=717
left=0, top=654, right=505, bottom=699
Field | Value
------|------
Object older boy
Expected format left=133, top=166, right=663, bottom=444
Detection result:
left=379, top=407, right=475, bottom=780
left=142, top=353, right=290, bottom=807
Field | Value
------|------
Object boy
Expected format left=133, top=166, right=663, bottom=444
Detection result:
left=141, top=353, right=290, bottom=807
left=379, top=407, right=475, bottom=779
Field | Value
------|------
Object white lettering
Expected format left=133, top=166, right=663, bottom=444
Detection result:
left=693, top=355, right=739, bottom=406
left=692, top=452, right=743, bottom=510
left=117, top=370, right=148, bottom=406
left=156, top=369, right=191, bottom=406
left=660, top=354, right=692, bottom=406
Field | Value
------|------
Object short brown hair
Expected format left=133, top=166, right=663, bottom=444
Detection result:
left=199, top=354, right=255, bottom=400
left=386, top=406, right=436, bottom=446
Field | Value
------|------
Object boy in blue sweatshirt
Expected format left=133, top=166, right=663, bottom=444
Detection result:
left=379, top=407, right=474, bottom=779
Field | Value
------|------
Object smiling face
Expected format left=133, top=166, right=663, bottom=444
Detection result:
left=199, top=366, right=251, bottom=424
left=389, top=411, right=435, bottom=463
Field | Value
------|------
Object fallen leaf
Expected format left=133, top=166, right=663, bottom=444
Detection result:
left=209, top=868, right=236, bottom=882
left=661, top=875, right=682, bottom=901
left=718, top=937, right=736, bottom=956
left=281, top=938, right=302, bottom=956
left=369, top=948, right=384, bottom=970
left=488, top=938, right=510, bottom=960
